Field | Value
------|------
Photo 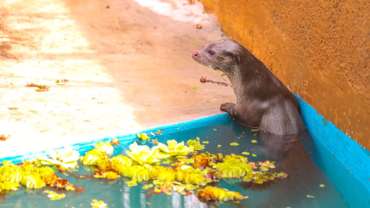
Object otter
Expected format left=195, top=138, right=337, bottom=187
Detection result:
left=192, top=39, right=304, bottom=136
left=192, top=40, right=323, bottom=206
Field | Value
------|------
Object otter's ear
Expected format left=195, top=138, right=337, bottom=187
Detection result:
left=233, top=54, right=241, bottom=65
left=223, top=52, right=241, bottom=65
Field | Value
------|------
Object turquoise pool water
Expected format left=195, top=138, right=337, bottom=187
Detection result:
left=0, top=121, right=349, bottom=208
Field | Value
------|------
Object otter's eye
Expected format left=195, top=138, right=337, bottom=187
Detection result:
left=207, top=50, right=215, bottom=56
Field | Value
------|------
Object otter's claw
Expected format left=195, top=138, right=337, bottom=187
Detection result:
left=220, top=103, right=237, bottom=118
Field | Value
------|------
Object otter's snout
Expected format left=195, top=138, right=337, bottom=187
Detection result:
left=192, top=49, right=216, bottom=70
left=192, top=51, right=200, bottom=60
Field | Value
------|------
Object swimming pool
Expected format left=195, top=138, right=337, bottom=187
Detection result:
left=0, top=97, right=369, bottom=208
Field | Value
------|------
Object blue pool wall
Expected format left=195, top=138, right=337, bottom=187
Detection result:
left=295, top=96, right=370, bottom=207
left=0, top=97, right=369, bottom=207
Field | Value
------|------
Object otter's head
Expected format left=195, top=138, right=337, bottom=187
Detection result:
left=192, top=39, right=246, bottom=74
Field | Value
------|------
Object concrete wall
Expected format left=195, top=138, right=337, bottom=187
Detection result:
left=199, top=0, right=370, bottom=149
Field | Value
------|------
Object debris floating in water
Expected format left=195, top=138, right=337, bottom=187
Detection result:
left=155, top=130, right=162, bottom=135
left=95, top=142, right=114, bottom=156
left=37, top=147, right=80, bottom=171
left=137, top=133, right=150, bottom=141
left=91, top=199, right=108, bottom=208
left=44, top=190, right=66, bottom=200
left=197, top=186, right=247, bottom=202
left=229, top=142, right=240, bottom=146
left=306, top=194, right=315, bottom=198
left=93, top=170, right=120, bottom=180
left=0, top=160, right=78, bottom=194
left=251, top=128, right=259, bottom=132
left=242, top=151, right=250, bottom=156
left=187, top=137, right=204, bottom=151
left=0, top=138, right=288, bottom=204
left=110, top=138, right=120, bottom=146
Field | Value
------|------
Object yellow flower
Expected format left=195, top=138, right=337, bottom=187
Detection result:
left=81, top=149, right=110, bottom=170
left=43, top=147, right=80, bottom=170
left=21, top=173, right=46, bottom=189
left=193, top=153, right=214, bottom=169
left=187, top=137, right=205, bottom=151
left=94, top=171, right=120, bottom=180
left=110, top=155, right=133, bottom=175
left=213, top=155, right=251, bottom=178
left=258, top=161, right=276, bottom=171
left=123, top=165, right=152, bottom=186
left=0, top=161, right=22, bottom=184
left=0, top=181, right=20, bottom=192
left=176, top=166, right=209, bottom=186
left=95, top=142, right=114, bottom=156
left=142, top=183, right=154, bottom=190
left=243, top=170, right=288, bottom=184
left=0, top=136, right=290, bottom=204
left=126, top=142, right=163, bottom=165
left=91, top=199, right=108, bottom=208
left=137, top=133, right=150, bottom=141
left=197, top=186, right=247, bottom=202
left=37, top=166, right=58, bottom=185
left=151, top=166, right=176, bottom=182
left=156, top=140, right=193, bottom=157
left=44, top=190, right=66, bottom=200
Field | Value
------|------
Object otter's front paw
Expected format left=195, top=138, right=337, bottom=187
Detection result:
left=220, top=103, right=237, bottom=117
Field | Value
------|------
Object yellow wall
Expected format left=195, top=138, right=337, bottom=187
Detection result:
left=200, top=0, right=370, bottom=148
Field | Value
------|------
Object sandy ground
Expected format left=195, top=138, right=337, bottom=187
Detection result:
left=0, top=0, right=233, bottom=157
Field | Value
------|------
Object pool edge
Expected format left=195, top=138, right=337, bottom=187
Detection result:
left=295, top=95, right=370, bottom=207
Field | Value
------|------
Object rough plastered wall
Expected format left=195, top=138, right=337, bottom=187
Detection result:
left=199, top=0, right=370, bottom=149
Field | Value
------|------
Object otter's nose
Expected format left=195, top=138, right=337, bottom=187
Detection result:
left=192, top=51, right=200, bottom=58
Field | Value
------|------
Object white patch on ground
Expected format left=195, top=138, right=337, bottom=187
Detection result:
left=133, top=0, right=210, bottom=23
left=0, top=0, right=141, bottom=158
left=0, top=0, right=229, bottom=159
